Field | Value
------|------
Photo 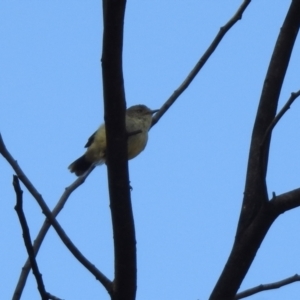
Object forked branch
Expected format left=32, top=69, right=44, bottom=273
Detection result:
left=13, top=176, right=53, bottom=300
left=261, top=89, right=300, bottom=148
left=210, top=1, right=300, bottom=299
left=13, top=166, right=95, bottom=300
left=0, top=134, right=113, bottom=297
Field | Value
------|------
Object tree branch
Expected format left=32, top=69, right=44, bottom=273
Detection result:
left=210, top=1, right=300, bottom=299
left=13, top=175, right=51, bottom=300
left=0, top=134, right=113, bottom=296
left=235, top=274, right=300, bottom=299
left=261, top=89, right=300, bottom=148
left=270, top=187, right=300, bottom=215
left=13, top=166, right=94, bottom=300
left=101, top=0, right=137, bottom=299
left=238, top=0, right=300, bottom=233
left=151, top=0, right=252, bottom=127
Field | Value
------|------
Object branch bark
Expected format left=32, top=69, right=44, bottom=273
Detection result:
left=101, top=1, right=137, bottom=299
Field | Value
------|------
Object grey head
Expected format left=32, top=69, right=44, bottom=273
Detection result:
left=126, top=104, right=159, bottom=117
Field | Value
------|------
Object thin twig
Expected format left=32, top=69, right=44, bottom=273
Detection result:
left=13, top=166, right=94, bottom=300
left=235, top=274, right=300, bottom=299
left=261, top=90, right=300, bottom=148
left=13, top=175, right=53, bottom=300
left=151, top=0, right=251, bottom=127
left=0, top=134, right=113, bottom=296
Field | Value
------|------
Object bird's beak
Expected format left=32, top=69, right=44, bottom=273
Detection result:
left=150, top=109, right=159, bottom=115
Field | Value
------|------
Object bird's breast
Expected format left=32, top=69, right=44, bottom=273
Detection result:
left=127, top=131, right=148, bottom=159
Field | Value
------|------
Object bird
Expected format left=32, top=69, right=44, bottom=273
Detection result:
left=68, top=104, right=159, bottom=176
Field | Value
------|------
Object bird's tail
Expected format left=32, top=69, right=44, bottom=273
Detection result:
left=68, top=155, right=92, bottom=176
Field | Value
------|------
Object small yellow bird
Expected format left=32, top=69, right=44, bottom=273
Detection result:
left=68, top=104, right=158, bottom=176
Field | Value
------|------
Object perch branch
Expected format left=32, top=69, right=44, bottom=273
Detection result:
left=151, top=0, right=251, bottom=127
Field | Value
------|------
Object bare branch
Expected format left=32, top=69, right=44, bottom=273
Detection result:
left=0, top=134, right=113, bottom=296
left=235, top=274, right=300, bottom=299
left=270, top=187, right=300, bottom=215
left=151, top=0, right=251, bottom=127
left=13, top=175, right=50, bottom=300
left=102, top=0, right=137, bottom=299
left=210, top=1, right=300, bottom=298
left=261, top=89, right=300, bottom=148
left=13, top=166, right=94, bottom=300
left=238, top=0, right=300, bottom=230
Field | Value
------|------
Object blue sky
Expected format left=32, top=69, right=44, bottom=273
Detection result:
left=1, top=1, right=300, bottom=299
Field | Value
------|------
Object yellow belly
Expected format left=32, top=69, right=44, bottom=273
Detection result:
left=85, top=124, right=148, bottom=163
left=127, top=131, right=148, bottom=159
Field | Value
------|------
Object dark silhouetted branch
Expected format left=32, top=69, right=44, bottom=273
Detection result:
left=271, top=187, right=300, bottom=215
left=151, top=0, right=251, bottom=127
left=13, top=175, right=60, bottom=300
left=0, top=134, right=113, bottom=297
left=238, top=1, right=300, bottom=230
left=261, top=89, right=300, bottom=148
left=210, top=1, right=300, bottom=299
left=235, top=274, right=300, bottom=299
left=13, top=166, right=94, bottom=300
left=101, top=0, right=137, bottom=299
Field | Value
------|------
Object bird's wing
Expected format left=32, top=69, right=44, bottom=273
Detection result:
left=84, top=131, right=96, bottom=148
